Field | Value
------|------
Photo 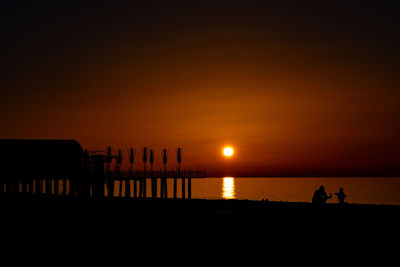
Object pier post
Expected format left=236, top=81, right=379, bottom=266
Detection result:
left=46, top=178, right=51, bottom=195
left=151, top=171, right=157, bottom=199
left=62, top=178, right=67, bottom=196
left=162, top=149, right=168, bottom=199
left=54, top=179, right=59, bottom=195
left=107, top=176, right=114, bottom=198
left=182, top=168, right=185, bottom=199
left=21, top=179, right=27, bottom=194
left=12, top=179, right=16, bottom=194
left=129, top=148, right=135, bottom=199
left=164, top=175, right=168, bottom=198
left=150, top=149, right=156, bottom=199
left=188, top=169, right=191, bottom=200
left=134, top=178, right=137, bottom=198
left=161, top=168, right=168, bottom=199
left=139, top=177, right=143, bottom=198
left=119, top=179, right=123, bottom=197
left=173, top=168, right=177, bottom=199
left=28, top=179, right=33, bottom=194
left=37, top=178, right=43, bottom=195
left=175, top=148, right=182, bottom=199
left=125, top=179, right=131, bottom=198
left=142, top=147, right=148, bottom=199
left=143, top=166, right=147, bottom=198
left=160, top=168, right=164, bottom=198
left=117, top=149, right=122, bottom=197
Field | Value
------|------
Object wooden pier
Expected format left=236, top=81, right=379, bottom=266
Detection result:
left=0, top=168, right=206, bottom=200
left=0, top=139, right=206, bottom=201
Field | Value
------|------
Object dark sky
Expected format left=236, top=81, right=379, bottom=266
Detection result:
left=1, top=0, right=399, bottom=176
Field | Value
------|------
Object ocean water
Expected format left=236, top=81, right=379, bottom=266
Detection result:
left=28, top=177, right=400, bottom=205
left=188, top=177, right=400, bottom=205
left=108, top=177, right=400, bottom=205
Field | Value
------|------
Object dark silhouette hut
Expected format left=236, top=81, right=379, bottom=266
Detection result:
left=0, top=139, right=84, bottom=195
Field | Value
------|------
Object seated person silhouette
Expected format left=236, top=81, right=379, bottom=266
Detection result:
left=312, top=186, right=332, bottom=206
left=335, top=187, right=346, bottom=204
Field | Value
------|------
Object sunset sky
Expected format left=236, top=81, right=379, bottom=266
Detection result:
left=1, top=1, right=399, bottom=176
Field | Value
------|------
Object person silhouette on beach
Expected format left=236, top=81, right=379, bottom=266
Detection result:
left=312, top=186, right=332, bottom=206
left=335, top=187, right=346, bottom=204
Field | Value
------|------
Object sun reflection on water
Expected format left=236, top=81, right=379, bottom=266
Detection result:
left=223, top=177, right=235, bottom=199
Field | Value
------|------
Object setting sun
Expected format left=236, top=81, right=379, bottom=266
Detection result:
left=223, top=147, right=234, bottom=157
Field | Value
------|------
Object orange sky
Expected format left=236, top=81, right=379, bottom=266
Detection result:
left=1, top=1, right=399, bottom=176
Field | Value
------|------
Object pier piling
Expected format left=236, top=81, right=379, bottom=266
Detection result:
left=173, top=173, right=177, bottom=198
left=162, top=149, right=168, bottom=199
left=150, top=149, right=156, bottom=199
left=142, top=147, right=148, bottom=199
left=182, top=168, right=185, bottom=199
left=188, top=174, right=192, bottom=199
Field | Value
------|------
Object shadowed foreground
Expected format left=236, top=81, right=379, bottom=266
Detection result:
left=2, top=195, right=399, bottom=262
left=3, top=195, right=399, bottom=237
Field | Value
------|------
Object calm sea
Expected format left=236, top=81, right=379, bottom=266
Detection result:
left=190, top=177, right=400, bottom=205
left=54, top=177, right=400, bottom=205
left=133, top=177, right=400, bottom=205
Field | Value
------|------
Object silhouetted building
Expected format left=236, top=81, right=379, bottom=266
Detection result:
left=0, top=139, right=84, bottom=195
left=0, top=139, right=83, bottom=178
